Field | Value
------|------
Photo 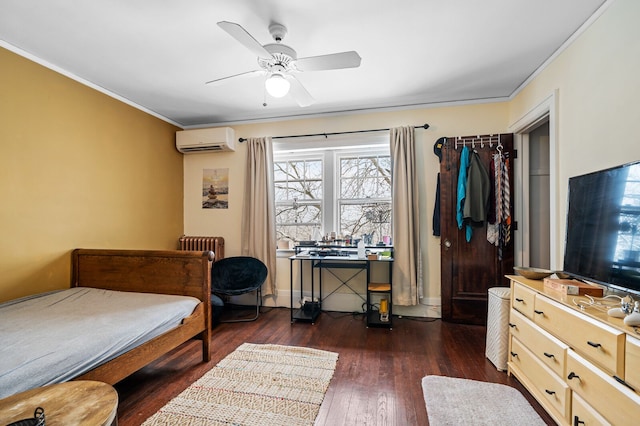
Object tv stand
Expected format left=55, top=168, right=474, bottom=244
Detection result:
left=507, top=275, right=640, bottom=425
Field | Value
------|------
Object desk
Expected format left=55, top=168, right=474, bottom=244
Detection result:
left=289, top=253, right=393, bottom=327
left=0, top=381, right=118, bottom=426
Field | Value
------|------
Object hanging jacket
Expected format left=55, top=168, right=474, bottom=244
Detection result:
left=433, top=173, right=441, bottom=236
left=464, top=150, right=491, bottom=226
left=456, top=146, right=470, bottom=231
left=456, top=146, right=473, bottom=241
left=432, top=137, right=445, bottom=237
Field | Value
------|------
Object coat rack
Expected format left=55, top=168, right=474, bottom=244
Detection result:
left=454, top=134, right=502, bottom=150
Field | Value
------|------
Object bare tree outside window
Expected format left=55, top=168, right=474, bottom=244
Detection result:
left=274, top=158, right=322, bottom=242
left=339, top=155, right=391, bottom=243
left=274, top=146, right=391, bottom=246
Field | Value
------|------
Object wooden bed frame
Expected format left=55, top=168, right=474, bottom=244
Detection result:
left=70, top=248, right=214, bottom=385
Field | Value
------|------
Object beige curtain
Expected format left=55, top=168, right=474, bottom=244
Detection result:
left=241, top=137, right=277, bottom=296
left=390, top=126, right=422, bottom=305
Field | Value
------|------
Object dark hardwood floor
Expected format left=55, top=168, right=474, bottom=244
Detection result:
left=115, top=307, right=555, bottom=425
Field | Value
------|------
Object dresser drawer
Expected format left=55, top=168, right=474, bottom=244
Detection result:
left=533, top=295, right=625, bottom=376
left=625, top=334, right=640, bottom=391
left=512, top=282, right=536, bottom=319
left=571, top=392, right=610, bottom=426
left=510, top=337, right=570, bottom=421
left=509, top=309, right=567, bottom=378
left=566, top=350, right=640, bottom=425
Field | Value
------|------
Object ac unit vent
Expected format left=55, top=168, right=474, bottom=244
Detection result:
left=176, top=127, right=235, bottom=154
left=180, top=145, right=225, bottom=152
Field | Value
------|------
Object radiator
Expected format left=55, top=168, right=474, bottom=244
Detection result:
left=178, top=235, right=225, bottom=261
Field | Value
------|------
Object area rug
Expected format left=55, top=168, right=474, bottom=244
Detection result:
left=421, top=375, right=546, bottom=425
left=143, top=343, right=339, bottom=426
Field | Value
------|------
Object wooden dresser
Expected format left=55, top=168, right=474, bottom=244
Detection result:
left=507, top=275, right=640, bottom=425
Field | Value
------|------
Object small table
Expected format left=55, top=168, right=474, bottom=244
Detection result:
left=0, top=381, right=118, bottom=426
left=289, top=251, right=393, bottom=327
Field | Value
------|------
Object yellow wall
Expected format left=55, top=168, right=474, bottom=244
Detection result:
left=0, top=48, right=183, bottom=302
left=509, top=0, right=640, bottom=267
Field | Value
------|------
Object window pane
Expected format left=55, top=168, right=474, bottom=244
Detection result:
left=287, top=161, right=305, bottom=179
left=277, top=225, right=319, bottom=242
left=274, top=185, right=288, bottom=201
left=276, top=204, right=321, bottom=224
left=276, top=204, right=321, bottom=242
left=339, top=202, right=391, bottom=242
left=378, top=177, right=391, bottom=196
left=340, top=158, right=359, bottom=178
left=306, top=160, right=322, bottom=179
left=286, top=180, right=322, bottom=200
left=274, top=148, right=391, bottom=247
left=274, top=157, right=324, bottom=244
left=274, top=161, right=288, bottom=181
left=274, top=158, right=323, bottom=203
left=339, top=155, right=391, bottom=198
left=306, top=180, right=322, bottom=199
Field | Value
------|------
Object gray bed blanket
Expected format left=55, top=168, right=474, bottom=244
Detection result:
left=0, top=287, right=200, bottom=399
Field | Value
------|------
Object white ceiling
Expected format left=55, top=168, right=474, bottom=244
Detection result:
left=0, top=0, right=608, bottom=128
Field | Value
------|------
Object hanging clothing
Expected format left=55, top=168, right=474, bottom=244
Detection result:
left=500, top=152, right=512, bottom=246
left=457, top=147, right=492, bottom=242
left=487, top=154, right=500, bottom=246
left=433, top=173, right=441, bottom=236
left=463, top=150, right=491, bottom=226
left=456, top=146, right=471, bottom=240
left=432, top=137, right=445, bottom=237
left=487, top=150, right=511, bottom=259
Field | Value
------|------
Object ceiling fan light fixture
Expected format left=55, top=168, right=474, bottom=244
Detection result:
left=265, top=73, right=290, bottom=98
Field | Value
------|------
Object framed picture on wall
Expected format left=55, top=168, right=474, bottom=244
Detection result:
left=202, top=168, right=229, bottom=209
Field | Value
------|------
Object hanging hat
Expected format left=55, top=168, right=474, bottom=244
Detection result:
left=433, top=137, right=446, bottom=163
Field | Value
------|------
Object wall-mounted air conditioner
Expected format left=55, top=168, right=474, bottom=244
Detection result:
left=176, top=127, right=235, bottom=153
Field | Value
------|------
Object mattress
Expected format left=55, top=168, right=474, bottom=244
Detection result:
left=0, top=287, right=200, bottom=399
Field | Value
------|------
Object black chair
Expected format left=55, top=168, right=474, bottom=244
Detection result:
left=211, top=256, right=267, bottom=322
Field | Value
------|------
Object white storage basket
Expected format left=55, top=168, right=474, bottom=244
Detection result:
left=485, top=287, right=511, bottom=371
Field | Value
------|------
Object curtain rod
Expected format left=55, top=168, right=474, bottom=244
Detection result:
left=238, top=123, right=430, bottom=143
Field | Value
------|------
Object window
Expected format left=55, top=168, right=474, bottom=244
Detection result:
left=274, top=155, right=323, bottom=242
left=274, top=138, right=391, bottom=245
left=338, top=153, right=392, bottom=242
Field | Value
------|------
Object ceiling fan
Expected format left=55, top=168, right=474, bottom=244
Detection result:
left=207, top=21, right=361, bottom=107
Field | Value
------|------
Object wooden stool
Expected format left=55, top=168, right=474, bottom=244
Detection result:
left=0, top=380, right=118, bottom=426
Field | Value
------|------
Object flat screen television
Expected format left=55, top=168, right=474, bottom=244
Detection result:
left=564, top=161, right=640, bottom=295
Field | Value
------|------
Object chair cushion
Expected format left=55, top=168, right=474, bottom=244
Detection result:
left=211, top=256, right=267, bottom=296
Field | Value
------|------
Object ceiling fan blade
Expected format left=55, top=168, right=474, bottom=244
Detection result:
left=295, top=51, right=361, bottom=72
left=217, top=21, right=272, bottom=58
left=205, top=69, right=264, bottom=85
left=286, top=75, right=315, bottom=107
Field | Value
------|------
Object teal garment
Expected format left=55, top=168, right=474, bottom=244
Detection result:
left=456, top=146, right=471, bottom=241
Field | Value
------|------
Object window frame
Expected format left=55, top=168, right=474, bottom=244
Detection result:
left=273, top=152, right=325, bottom=241
left=334, top=147, right=392, bottom=239
left=273, top=134, right=390, bottom=244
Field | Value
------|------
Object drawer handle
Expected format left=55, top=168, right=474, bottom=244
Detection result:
left=567, top=372, right=581, bottom=381
left=510, top=351, right=518, bottom=358
left=534, top=310, right=544, bottom=315
left=614, top=375, right=637, bottom=391
left=515, top=297, right=524, bottom=303
left=574, top=417, right=585, bottom=426
left=543, top=352, right=555, bottom=359
left=508, top=323, right=516, bottom=328
left=587, top=341, right=602, bottom=348
left=544, top=389, right=556, bottom=395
